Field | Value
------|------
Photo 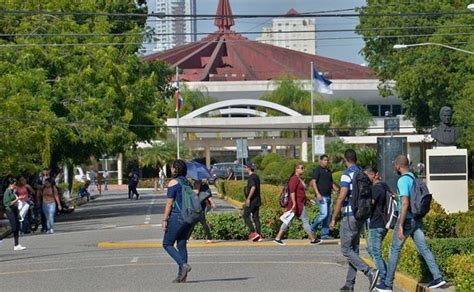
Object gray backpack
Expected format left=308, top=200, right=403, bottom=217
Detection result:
left=403, top=174, right=432, bottom=219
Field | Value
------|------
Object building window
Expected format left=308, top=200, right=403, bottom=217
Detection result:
left=367, top=105, right=379, bottom=117
left=392, top=105, right=402, bottom=116
left=381, top=105, right=391, bottom=116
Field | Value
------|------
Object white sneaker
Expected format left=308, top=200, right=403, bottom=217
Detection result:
left=14, top=245, right=26, bottom=251
left=47, top=229, right=54, bottom=234
left=0, top=239, right=3, bottom=246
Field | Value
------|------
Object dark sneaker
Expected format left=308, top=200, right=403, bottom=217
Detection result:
left=427, top=278, right=446, bottom=289
left=375, top=283, right=393, bottom=292
left=367, top=268, right=380, bottom=291
left=273, top=238, right=286, bottom=246
left=310, top=238, right=322, bottom=245
left=339, top=286, right=354, bottom=291
left=177, top=263, right=192, bottom=282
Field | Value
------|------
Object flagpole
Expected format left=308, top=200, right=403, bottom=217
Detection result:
left=310, top=62, right=315, bottom=163
left=176, top=67, right=180, bottom=160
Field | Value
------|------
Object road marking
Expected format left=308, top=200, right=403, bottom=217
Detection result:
left=130, top=257, right=139, bottom=263
left=0, top=261, right=342, bottom=276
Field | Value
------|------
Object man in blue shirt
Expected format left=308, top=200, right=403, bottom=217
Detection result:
left=376, top=155, right=446, bottom=292
left=330, top=149, right=379, bottom=291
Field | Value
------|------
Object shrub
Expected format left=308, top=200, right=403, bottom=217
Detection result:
left=261, top=153, right=283, bottom=169
left=137, top=179, right=155, bottom=188
left=382, top=234, right=474, bottom=283
left=455, top=212, right=474, bottom=238
left=446, top=254, right=474, bottom=292
left=278, top=159, right=300, bottom=182
left=262, top=162, right=282, bottom=184
left=252, top=155, right=264, bottom=170
left=332, top=171, right=343, bottom=185
left=423, top=213, right=457, bottom=238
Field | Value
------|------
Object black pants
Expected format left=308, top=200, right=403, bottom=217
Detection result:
left=0, top=208, right=20, bottom=246
left=128, top=184, right=139, bottom=199
left=243, top=204, right=261, bottom=234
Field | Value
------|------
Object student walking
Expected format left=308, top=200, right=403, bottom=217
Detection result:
left=128, top=171, right=139, bottom=200
left=41, top=178, right=62, bottom=234
left=329, top=149, right=379, bottom=291
left=274, top=162, right=317, bottom=246
left=162, top=159, right=194, bottom=283
left=243, top=163, right=262, bottom=242
left=0, top=178, right=26, bottom=251
left=310, top=154, right=338, bottom=240
left=193, top=179, right=216, bottom=243
left=365, top=166, right=389, bottom=285
left=375, top=155, right=446, bottom=292
left=103, top=170, right=109, bottom=191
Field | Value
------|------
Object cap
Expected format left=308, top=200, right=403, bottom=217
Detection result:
left=244, top=162, right=256, bottom=171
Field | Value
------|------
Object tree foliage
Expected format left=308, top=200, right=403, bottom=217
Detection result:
left=356, top=0, right=474, bottom=147
left=260, top=77, right=372, bottom=135
left=0, top=0, right=174, bottom=176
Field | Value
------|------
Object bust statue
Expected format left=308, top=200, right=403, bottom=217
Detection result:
left=431, top=106, right=459, bottom=146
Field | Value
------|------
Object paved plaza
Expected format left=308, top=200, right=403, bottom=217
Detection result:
left=0, top=191, right=402, bottom=292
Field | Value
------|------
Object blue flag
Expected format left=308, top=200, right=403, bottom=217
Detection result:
left=313, top=68, right=333, bottom=94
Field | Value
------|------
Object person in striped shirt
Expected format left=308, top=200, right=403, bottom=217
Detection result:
left=330, top=149, right=379, bottom=291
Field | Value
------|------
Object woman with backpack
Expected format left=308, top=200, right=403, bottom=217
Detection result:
left=273, top=162, right=317, bottom=245
left=162, top=159, right=194, bottom=283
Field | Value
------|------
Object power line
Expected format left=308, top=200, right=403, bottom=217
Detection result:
left=0, top=10, right=472, bottom=19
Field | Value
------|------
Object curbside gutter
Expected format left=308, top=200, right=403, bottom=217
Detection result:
left=362, top=256, right=454, bottom=292
left=97, top=239, right=340, bottom=249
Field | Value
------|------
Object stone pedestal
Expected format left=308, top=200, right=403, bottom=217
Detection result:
left=426, top=147, right=468, bottom=213
left=377, top=137, right=408, bottom=192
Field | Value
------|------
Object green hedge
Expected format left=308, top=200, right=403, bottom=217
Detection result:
left=203, top=180, right=341, bottom=240
left=381, top=233, right=474, bottom=284
left=446, top=254, right=474, bottom=292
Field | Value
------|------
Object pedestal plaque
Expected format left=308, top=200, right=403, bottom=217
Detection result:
left=426, top=147, right=468, bottom=213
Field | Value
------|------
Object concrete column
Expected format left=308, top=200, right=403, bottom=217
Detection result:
left=301, top=129, right=308, bottom=162
left=271, top=145, right=277, bottom=153
left=117, top=153, right=123, bottom=185
left=205, top=146, right=211, bottom=167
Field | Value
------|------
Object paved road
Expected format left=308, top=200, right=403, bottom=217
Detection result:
left=0, top=190, right=399, bottom=292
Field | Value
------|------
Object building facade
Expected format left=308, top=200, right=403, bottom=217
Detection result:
left=144, top=0, right=197, bottom=52
left=256, top=8, right=316, bottom=55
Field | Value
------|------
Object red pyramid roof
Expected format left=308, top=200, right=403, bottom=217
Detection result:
left=214, top=0, right=234, bottom=32
left=142, top=1, right=374, bottom=82
left=286, top=8, right=299, bottom=16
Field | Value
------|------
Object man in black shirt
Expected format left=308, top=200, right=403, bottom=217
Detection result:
left=365, top=166, right=389, bottom=285
left=310, top=154, right=338, bottom=240
left=243, top=163, right=262, bottom=242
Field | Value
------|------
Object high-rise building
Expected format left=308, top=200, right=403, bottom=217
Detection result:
left=256, top=8, right=316, bottom=55
left=144, top=0, right=197, bottom=53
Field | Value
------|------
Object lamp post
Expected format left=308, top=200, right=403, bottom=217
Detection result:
left=393, top=43, right=474, bottom=55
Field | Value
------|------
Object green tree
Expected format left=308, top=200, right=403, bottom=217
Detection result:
left=0, top=0, right=174, bottom=176
left=356, top=0, right=474, bottom=147
left=261, top=77, right=372, bottom=135
left=166, top=84, right=216, bottom=118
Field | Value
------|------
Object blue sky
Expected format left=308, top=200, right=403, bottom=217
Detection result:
left=196, top=0, right=366, bottom=64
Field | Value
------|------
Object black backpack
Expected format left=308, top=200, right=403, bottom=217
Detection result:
left=377, top=182, right=398, bottom=229
left=350, top=171, right=373, bottom=221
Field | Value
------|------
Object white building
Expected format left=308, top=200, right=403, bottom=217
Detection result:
left=256, top=8, right=316, bottom=55
left=144, top=0, right=197, bottom=52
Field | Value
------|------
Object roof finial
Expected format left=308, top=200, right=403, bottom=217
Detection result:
left=214, top=0, right=235, bottom=32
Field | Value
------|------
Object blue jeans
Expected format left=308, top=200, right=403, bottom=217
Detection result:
left=384, top=219, right=443, bottom=287
left=42, top=202, right=56, bottom=231
left=368, top=228, right=388, bottom=283
left=311, top=196, right=331, bottom=237
left=163, top=212, right=193, bottom=268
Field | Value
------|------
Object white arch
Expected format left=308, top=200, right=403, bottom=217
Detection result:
left=182, top=99, right=302, bottom=119
left=208, top=108, right=268, bottom=117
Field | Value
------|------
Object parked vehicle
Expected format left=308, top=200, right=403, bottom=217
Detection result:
left=210, top=162, right=249, bottom=182
left=74, top=166, right=86, bottom=182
